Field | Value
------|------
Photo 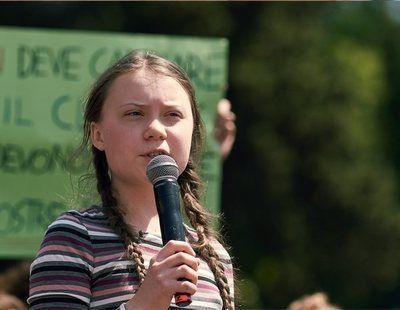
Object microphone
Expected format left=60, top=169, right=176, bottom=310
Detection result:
left=146, top=154, right=192, bottom=307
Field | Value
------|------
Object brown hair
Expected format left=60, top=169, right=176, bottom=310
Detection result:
left=80, top=50, right=233, bottom=309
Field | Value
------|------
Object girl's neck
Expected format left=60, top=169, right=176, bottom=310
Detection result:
left=113, top=181, right=162, bottom=236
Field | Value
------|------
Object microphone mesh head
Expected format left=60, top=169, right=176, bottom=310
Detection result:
left=146, top=155, right=179, bottom=184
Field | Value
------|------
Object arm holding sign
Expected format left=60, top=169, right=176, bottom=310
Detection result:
left=215, top=98, right=236, bottom=161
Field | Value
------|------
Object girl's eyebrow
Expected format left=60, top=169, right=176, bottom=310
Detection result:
left=117, top=102, right=146, bottom=109
left=118, top=101, right=185, bottom=109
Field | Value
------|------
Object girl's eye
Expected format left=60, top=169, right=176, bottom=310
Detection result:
left=166, top=111, right=182, bottom=118
left=126, top=111, right=143, bottom=117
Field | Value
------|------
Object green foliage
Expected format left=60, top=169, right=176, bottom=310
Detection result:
left=226, top=3, right=400, bottom=308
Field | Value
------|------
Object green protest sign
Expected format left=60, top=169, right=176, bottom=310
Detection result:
left=0, top=26, right=228, bottom=258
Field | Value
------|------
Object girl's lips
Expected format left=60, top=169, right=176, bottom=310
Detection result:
left=143, top=150, right=169, bottom=158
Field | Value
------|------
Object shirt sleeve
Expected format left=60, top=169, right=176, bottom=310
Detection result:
left=28, top=212, right=94, bottom=309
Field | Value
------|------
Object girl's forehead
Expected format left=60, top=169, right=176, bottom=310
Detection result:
left=110, top=69, right=181, bottom=90
left=103, top=70, right=191, bottom=108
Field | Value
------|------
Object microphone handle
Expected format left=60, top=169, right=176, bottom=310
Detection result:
left=154, top=179, right=192, bottom=307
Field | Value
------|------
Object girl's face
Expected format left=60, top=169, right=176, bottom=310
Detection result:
left=90, top=69, right=194, bottom=187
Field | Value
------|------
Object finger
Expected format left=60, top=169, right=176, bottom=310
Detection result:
left=171, top=251, right=200, bottom=270
left=154, top=264, right=198, bottom=295
left=217, top=98, right=232, bottom=115
left=156, top=240, right=196, bottom=261
left=161, top=251, right=200, bottom=273
left=228, top=111, right=236, bottom=122
left=176, top=278, right=198, bottom=296
left=175, top=264, right=199, bottom=285
left=225, top=119, right=236, bottom=133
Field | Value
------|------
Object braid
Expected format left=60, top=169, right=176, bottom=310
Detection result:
left=92, top=148, right=147, bottom=283
left=200, top=245, right=233, bottom=310
left=179, top=161, right=233, bottom=310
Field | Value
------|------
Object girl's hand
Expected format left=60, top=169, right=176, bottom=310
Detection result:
left=125, top=240, right=199, bottom=310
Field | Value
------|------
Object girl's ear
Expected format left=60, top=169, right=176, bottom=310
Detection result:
left=90, top=121, right=105, bottom=151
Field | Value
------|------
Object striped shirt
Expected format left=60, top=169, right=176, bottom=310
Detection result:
left=28, top=206, right=234, bottom=309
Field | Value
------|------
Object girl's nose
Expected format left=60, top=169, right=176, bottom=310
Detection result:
left=144, top=119, right=167, bottom=140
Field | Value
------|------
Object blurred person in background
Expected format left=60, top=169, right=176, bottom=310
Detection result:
left=288, top=292, right=340, bottom=310
left=0, top=260, right=30, bottom=310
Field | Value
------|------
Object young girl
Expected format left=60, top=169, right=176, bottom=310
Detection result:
left=28, top=50, right=235, bottom=309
